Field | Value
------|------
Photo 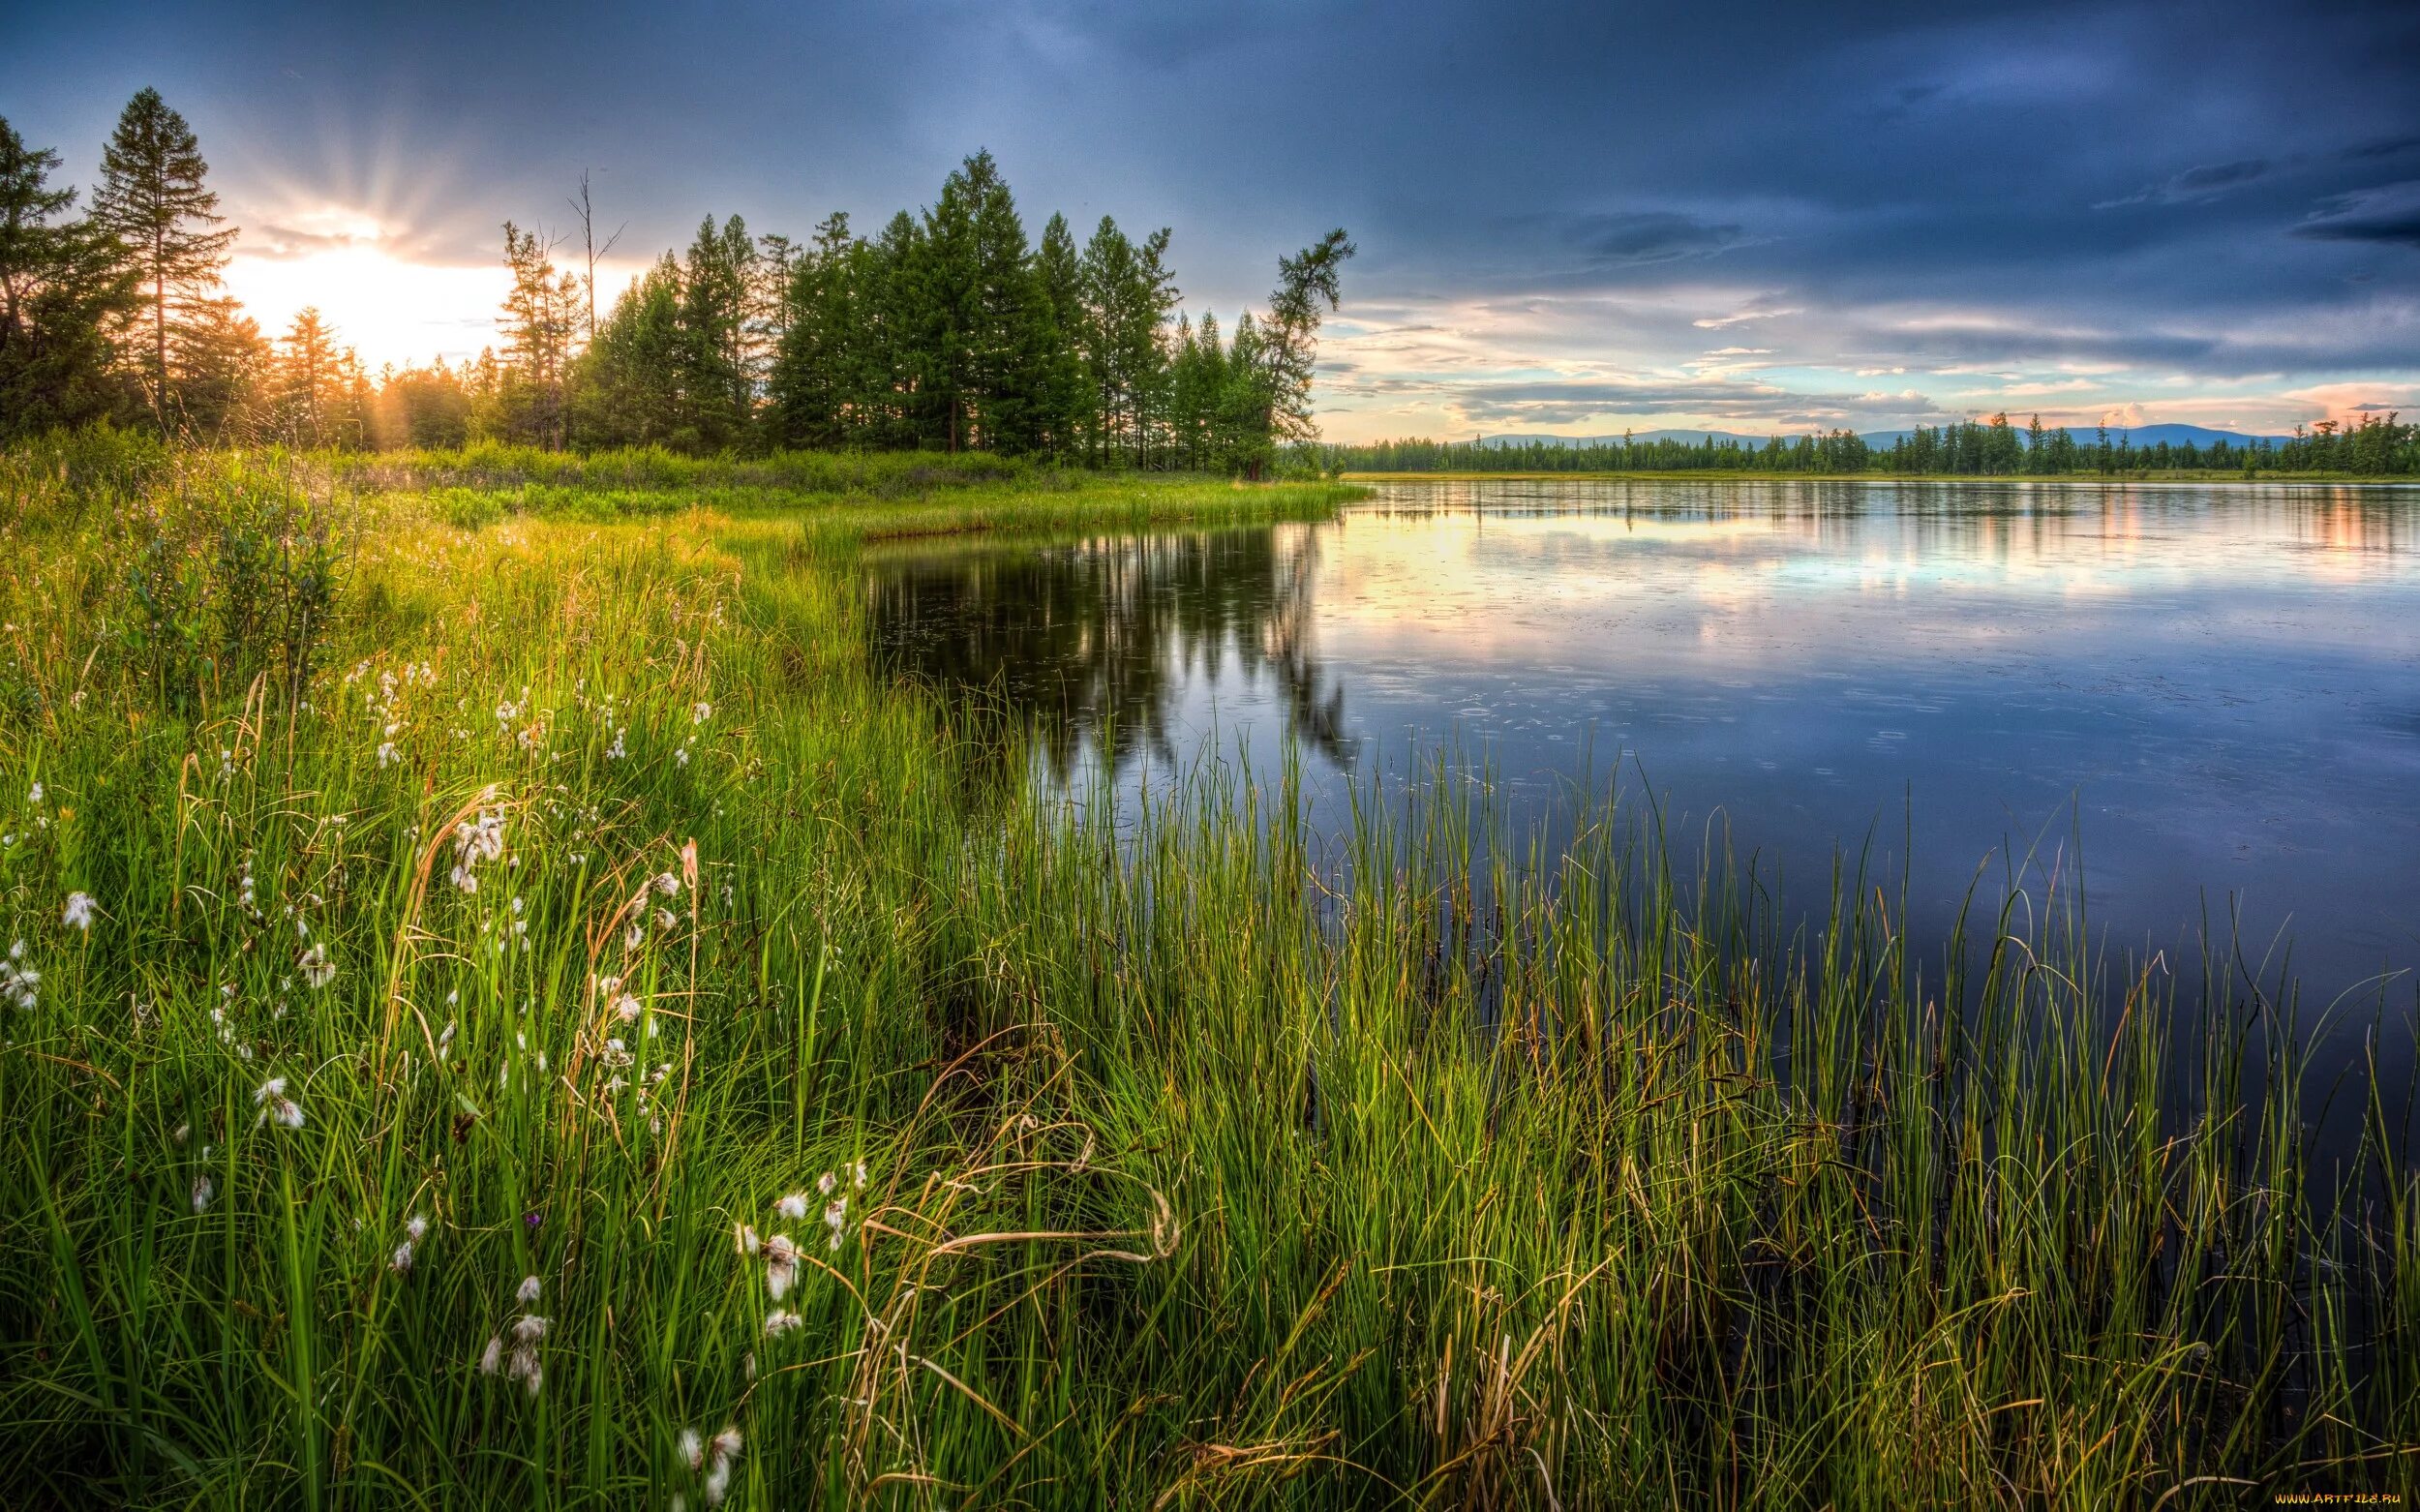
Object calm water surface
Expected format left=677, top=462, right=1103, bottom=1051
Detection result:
left=871, top=478, right=2420, bottom=1018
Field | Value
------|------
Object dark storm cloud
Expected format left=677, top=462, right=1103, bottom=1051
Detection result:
left=4, top=0, right=2414, bottom=425
left=2295, top=182, right=2420, bottom=248
left=2094, top=160, right=2271, bottom=209
left=1560, top=212, right=1749, bottom=268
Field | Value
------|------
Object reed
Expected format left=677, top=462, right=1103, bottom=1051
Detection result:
left=0, top=439, right=2408, bottom=1507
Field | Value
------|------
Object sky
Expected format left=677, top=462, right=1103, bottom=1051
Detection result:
left=5, top=0, right=2417, bottom=442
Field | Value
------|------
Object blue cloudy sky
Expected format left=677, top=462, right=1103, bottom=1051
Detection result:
left=6, top=0, right=2417, bottom=439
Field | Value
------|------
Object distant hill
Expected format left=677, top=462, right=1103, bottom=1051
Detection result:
left=1859, top=423, right=2293, bottom=449
left=1481, top=424, right=2294, bottom=450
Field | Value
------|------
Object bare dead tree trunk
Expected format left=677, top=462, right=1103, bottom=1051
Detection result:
left=568, top=171, right=624, bottom=342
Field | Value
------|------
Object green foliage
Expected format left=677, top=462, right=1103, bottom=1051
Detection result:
left=1318, top=410, right=2420, bottom=476
left=90, top=88, right=239, bottom=426
left=5, top=448, right=2399, bottom=1507
left=106, top=458, right=341, bottom=709
left=0, top=114, right=144, bottom=440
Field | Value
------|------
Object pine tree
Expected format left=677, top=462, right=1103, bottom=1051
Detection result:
left=867, top=210, right=927, bottom=448
left=1255, top=228, right=1354, bottom=456
left=168, top=296, right=268, bottom=441
left=0, top=115, right=140, bottom=437
left=680, top=214, right=755, bottom=449
left=1031, top=212, right=1092, bottom=458
left=271, top=306, right=344, bottom=446
left=572, top=255, right=688, bottom=447
left=1078, top=218, right=1178, bottom=466
left=897, top=150, right=1052, bottom=455
left=497, top=222, right=583, bottom=446
left=89, top=88, right=238, bottom=427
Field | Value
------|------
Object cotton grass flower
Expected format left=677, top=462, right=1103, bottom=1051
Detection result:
left=824, top=1196, right=849, bottom=1252
left=503, top=1313, right=549, bottom=1395
left=254, top=1076, right=303, bottom=1131
left=516, top=1274, right=542, bottom=1305
left=191, top=1175, right=214, bottom=1213
left=774, top=1192, right=809, bottom=1220
left=763, top=1232, right=800, bottom=1299
left=681, top=1425, right=743, bottom=1506
left=299, top=942, right=336, bottom=989
left=763, top=1309, right=802, bottom=1337
left=62, top=892, right=96, bottom=932
left=450, top=810, right=506, bottom=892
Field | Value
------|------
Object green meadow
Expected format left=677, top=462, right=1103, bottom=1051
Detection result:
left=0, top=437, right=2411, bottom=1508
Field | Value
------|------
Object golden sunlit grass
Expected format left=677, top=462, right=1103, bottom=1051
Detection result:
left=0, top=437, right=2409, bottom=1507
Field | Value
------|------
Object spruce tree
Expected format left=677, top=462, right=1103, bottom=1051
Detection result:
left=680, top=214, right=755, bottom=449
left=1032, top=212, right=1092, bottom=457
left=1256, top=228, right=1354, bottom=455
left=497, top=223, right=583, bottom=446
left=0, top=115, right=140, bottom=436
left=271, top=306, right=342, bottom=446
left=90, top=88, right=237, bottom=426
left=165, top=295, right=267, bottom=441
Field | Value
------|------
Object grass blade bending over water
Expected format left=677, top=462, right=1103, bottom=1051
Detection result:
left=0, top=438, right=2410, bottom=1507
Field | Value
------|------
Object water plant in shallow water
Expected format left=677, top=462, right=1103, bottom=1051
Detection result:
left=0, top=443, right=2405, bottom=1507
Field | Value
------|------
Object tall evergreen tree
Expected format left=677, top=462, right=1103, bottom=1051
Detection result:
left=1255, top=228, right=1354, bottom=454
left=497, top=222, right=583, bottom=446
left=898, top=151, right=1051, bottom=454
left=1031, top=212, right=1092, bottom=457
left=167, top=295, right=268, bottom=442
left=89, top=88, right=237, bottom=428
left=771, top=212, right=867, bottom=449
left=0, top=115, right=139, bottom=437
left=571, top=255, right=689, bottom=448
left=678, top=214, right=756, bottom=450
left=1078, top=218, right=1178, bottom=465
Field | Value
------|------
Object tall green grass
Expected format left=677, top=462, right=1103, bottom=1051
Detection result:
left=0, top=442, right=2409, bottom=1507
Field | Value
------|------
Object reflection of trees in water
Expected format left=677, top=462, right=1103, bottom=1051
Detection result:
left=867, top=526, right=1348, bottom=788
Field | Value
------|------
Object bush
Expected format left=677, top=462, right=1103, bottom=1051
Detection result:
left=113, top=459, right=342, bottom=710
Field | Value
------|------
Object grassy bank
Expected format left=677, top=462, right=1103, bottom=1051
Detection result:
left=0, top=439, right=2411, bottom=1508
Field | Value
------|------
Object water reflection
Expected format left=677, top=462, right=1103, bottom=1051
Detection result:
left=867, top=527, right=1348, bottom=783
left=865, top=480, right=2420, bottom=1013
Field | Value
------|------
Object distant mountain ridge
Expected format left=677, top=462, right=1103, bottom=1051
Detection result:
left=1481, top=424, right=2296, bottom=449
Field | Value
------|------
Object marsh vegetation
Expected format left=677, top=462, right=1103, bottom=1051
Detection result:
left=0, top=438, right=2410, bottom=1506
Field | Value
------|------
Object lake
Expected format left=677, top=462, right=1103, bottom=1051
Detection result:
left=870, top=477, right=2420, bottom=1039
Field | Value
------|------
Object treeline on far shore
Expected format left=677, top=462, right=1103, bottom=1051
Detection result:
left=2, top=92, right=1351, bottom=476
left=1310, top=410, right=2420, bottom=476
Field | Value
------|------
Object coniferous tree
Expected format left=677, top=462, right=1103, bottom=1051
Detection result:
left=497, top=222, right=584, bottom=446
left=679, top=214, right=755, bottom=449
left=0, top=115, right=140, bottom=437
left=771, top=212, right=868, bottom=449
left=168, top=295, right=269, bottom=442
left=1255, top=228, right=1354, bottom=460
left=572, top=255, right=688, bottom=447
left=1078, top=218, right=1178, bottom=466
left=1030, top=212, right=1092, bottom=457
left=269, top=306, right=347, bottom=446
left=866, top=210, right=927, bottom=448
left=89, top=88, right=238, bottom=429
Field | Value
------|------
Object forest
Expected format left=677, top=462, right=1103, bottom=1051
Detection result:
left=1, top=92, right=1351, bottom=473
left=1315, top=411, right=2420, bottom=475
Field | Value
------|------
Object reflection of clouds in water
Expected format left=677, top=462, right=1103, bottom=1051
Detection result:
left=865, top=479, right=2420, bottom=1008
